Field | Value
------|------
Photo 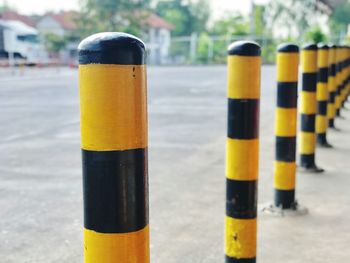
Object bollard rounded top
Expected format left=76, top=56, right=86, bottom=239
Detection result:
left=227, top=41, right=261, bottom=56
left=317, top=43, right=329, bottom=50
left=302, top=43, right=317, bottom=51
left=78, top=32, right=146, bottom=65
left=328, top=43, right=336, bottom=49
left=278, top=43, right=299, bottom=53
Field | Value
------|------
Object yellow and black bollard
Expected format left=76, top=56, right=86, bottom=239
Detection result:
left=226, top=41, right=261, bottom=263
left=347, top=46, right=350, bottom=103
left=342, top=46, right=350, bottom=107
left=78, top=32, right=149, bottom=263
left=299, top=44, right=323, bottom=172
left=345, top=47, right=350, bottom=104
left=347, top=47, right=350, bottom=102
left=316, top=44, right=332, bottom=147
left=328, top=45, right=337, bottom=128
left=274, top=44, right=299, bottom=209
left=335, top=46, right=342, bottom=118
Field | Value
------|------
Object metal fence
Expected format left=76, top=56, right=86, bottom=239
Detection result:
left=166, top=34, right=276, bottom=65
left=163, top=33, right=348, bottom=65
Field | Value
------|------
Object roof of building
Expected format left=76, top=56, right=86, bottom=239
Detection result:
left=0, top=19, right=37, bottom=35
left=147, top=13, right=174, bottom=30
left=0, top=11, right=36, bottom=27
left=41, top=11, right=78, bottom=30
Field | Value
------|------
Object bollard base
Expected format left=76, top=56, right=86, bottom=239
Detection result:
left=317, top=141, right=333, bottom=148
left=330, top=126, right=341, bottom=131
left=317, top=134, right=333, bottom=148
left=298, top=165, right=324, bottom=173
left=261, top=202, right=308, bottom=217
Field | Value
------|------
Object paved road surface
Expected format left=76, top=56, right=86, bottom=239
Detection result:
left=0, top=66, right=349, bottom=262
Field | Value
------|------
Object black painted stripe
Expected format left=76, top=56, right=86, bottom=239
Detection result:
left=226, top=179, right=257, bottom=219
left=318, top=44, right=328, bottom=50
left=329, top=91, right=336, bottom=103
left=277, top=82, right=297, bottom=108
left=228, top=99, right=259, bottom=139
left=329, top=119, right=335, bottom=127
left=276, top=136, right=296, bottom=162
left=317, top=133, right=327, bottom=144
left=79, top=32, right=146, bottom=65
left=83, top=148, right=148, bottom=233
left=318, top=101, right=328, bottom=115
left=274, top=189, right=295, bottom=209
left=301, top=114, right=316, bottom=132
left=302, top=44, right=317, bottom=50
left=337, top=85, right=342, bottom=95
left=329, top=64, right=336, bottom=76
left=228, top=41, right=261, bottom=56
left=302, top=73, right=317, bottom=92
left=226, top=256, right=256, bottom=263
left=300, top=154, right=315, bottom=168
left=318, top=68, right=328, bottom=83
left=337, top=64, right=342, bottom=73
left=341, top=61, right=346, bottom=69
left=278, top=43, right=299, bottom=53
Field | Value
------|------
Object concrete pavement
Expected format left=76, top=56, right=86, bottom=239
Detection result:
left=0, top=66, right=349, bottom=262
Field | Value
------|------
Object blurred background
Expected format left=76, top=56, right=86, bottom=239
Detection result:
left=2, top=1, right=350, bottom=263
left=1, top=0, right=350, bottom=67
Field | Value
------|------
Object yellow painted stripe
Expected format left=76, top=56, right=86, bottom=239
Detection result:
left=275, top=108, right=297, bottom=137
left=336, top=71, right=342, bottom=86
left=299, top=132, right=316, bottom=154
left=273, top=161, right=296, bottom=190
left=84, top=226, right=150, bottom=263
left=317, top=49, right=328, bottom=68
left=226, top=138, right=259, bottom=181
left=316, top=116, right=328, bottom=133
left=341, top=70, right=345, bottom=84
left=227, top=56, right=261, bottom=99
left=225, top=217, right=256, bottom=259
left=327, top=104, right=335, bottom=119
left=328, top=76, right=336, bottom=92
left=335, top=95, right=341, bottom=109
left=301, top=50, right=317, bottom=73
left=79, top=64, right=148, bottom=151
left=317, top=83, right=328, bottom=101
left=277, top=53, right=299, bottom=82
left=300, top=91, right=316, bottom=114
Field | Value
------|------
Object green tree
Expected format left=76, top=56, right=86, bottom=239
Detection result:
left=210, top=13, right=249, bottom=36
left=253, top=4, right=266, bottom=37
left=155, top=0, right=210, bottom=36
left=196, top=32, right=212, bottom=64
left=266, top=0, right=319, bottom=38
left=330, top=2, right=350, bottom=36
left=304, top=27, right=328, bottom=43
left=77, top=0, right=152, bottom=37
left=0, top=1, right=12, bottom=12
left=44, top=33, right=67, bottom=53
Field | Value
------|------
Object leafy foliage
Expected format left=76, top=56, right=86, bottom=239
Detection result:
left=265, top=0, right=317, bottom=38
left=210, top=13, right=249, bottom=36
left=155, top=0, right=210, bottom=36
left=330, top=2, right=350, bottom=36
left=304, top=27, right=328, bottom=44
left=76, top=0, right=152, bottom=37
left=44, top=33, right=67, bottom=52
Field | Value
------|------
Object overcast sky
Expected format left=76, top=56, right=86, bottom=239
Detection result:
left=5, top=0, right=269, bottom=17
